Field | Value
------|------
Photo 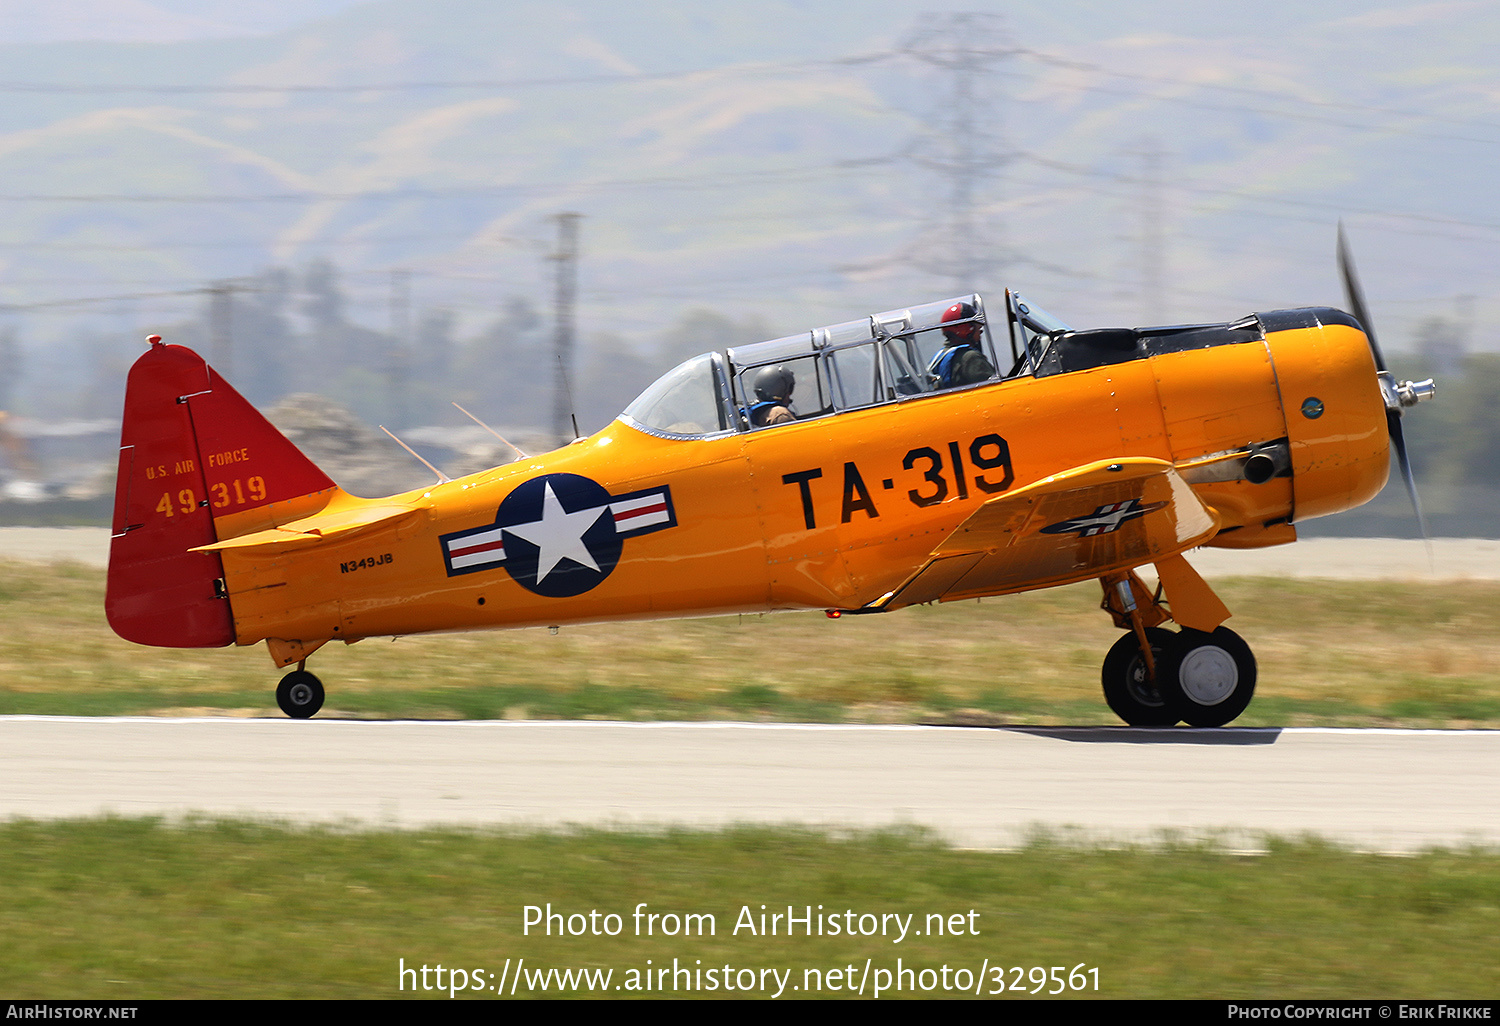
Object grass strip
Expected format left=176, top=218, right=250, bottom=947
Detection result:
left=1, top=818, right=1496, bottom=999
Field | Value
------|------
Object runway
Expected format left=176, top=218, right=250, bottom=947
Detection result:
left=3, top=533, right=1496, bottom=851
left=2, top=718, right=1495, bottom=851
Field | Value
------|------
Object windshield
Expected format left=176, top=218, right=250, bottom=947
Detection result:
left=620, top=353, right=730, bottom=437
left=1007, top=291, right=1073, bottom=375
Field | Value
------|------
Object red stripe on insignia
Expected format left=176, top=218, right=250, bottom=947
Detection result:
left=450, top=539, right=506, bottom=558
left=614, top=501, right=667, bottom=523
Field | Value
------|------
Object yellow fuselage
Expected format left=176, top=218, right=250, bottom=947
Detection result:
left=212, top=318, right=1388, bottom=660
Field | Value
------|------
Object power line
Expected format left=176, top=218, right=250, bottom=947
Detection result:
left=1018, top=153, right=1500, bottom=235
left=0, top=53, right=897, bottom=95
left=0, top=160, right=887, bottom=205
left=1011, top=61, right=1500, bottom=148
left=1019, top=49, right=1500, bottom=139
left=2, top=42, right=1493, bottom=141
left=0, top=42, right=1489, bottom=147
left=2, top=39, right=1496, bottom=336
left=0, top=230, right=534, bottom=253
left=0, top=286, right=207, bottom=310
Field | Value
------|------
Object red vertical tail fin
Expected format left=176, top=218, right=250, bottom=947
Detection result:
left=106, top=338, right=336, bottom=648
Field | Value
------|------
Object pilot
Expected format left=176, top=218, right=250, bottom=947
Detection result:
left=928, top=302, right=995, bottom=388
left=747, top=365, right=797, bottom=427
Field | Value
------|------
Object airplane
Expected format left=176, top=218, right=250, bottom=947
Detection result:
left=104, top=231, right=1434, bottom=726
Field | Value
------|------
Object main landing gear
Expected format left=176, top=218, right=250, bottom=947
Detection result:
left=1103, top=625, right=1257, bottom=727
left=1098, top=569, right=1257, bottom=727
left=276, top=667, right=325, bottom=719
left=1101, top=627, right=1178, bottom=726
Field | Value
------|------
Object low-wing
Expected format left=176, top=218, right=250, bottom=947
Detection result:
left=879, top=457, right=1218, bottom=609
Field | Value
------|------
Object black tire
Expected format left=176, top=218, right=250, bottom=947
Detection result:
left=276, top=670, right=325, bottom=719
left=1157, top=626, right=1256, bottom=727
left=1101, top=627, right=1179, bottom=726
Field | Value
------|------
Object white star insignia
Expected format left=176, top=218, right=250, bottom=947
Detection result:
left=502, top=482, right=608, bottom=583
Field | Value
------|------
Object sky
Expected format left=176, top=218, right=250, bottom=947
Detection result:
left=1, top=0, right=1495, bottom=387
left=0, top=0, right=370, bottom=43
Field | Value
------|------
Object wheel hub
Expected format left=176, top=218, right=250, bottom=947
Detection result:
left=1128, top=656, right=1164, bottom=707
left=1178, top=646, right=1238, bottom=705
left=289, top=683, right=314, bottom=706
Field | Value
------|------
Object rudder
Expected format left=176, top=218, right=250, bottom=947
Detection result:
left=106, top=338, right=336, bottom=648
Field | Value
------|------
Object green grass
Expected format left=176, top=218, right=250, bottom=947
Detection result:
left=2, top=559, right=1499, bottom=726
left=5, top=566, right=1498, bottom=1000
left=0, top=819, right=1495, bottom=999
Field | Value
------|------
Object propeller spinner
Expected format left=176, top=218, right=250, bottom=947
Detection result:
left=1335, top=223, right=1437, bottom=538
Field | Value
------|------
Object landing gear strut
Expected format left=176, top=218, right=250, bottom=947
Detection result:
left=1097, top=569, right=1257, bottom=727
left=276, top=668, right=325, bottom=719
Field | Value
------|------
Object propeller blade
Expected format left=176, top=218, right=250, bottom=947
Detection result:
left=1339, top=225, right=1432, bottom=557
left=1389, top=410, right=1434, bottom=562
left=1336, top=222, right=1388, bottom=373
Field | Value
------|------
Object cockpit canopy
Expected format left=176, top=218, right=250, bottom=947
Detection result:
left=621, top=293, right=1074, bottom=438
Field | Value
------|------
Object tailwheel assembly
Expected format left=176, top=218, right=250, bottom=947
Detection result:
left=276, top=669, right=325, bottom=719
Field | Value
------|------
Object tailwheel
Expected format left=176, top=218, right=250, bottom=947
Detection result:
left=276, top=669, right=325, bottom=719
left=1101, top=627, right=1179, bottom=726
left=1157, top=626, right=1256, bottom=727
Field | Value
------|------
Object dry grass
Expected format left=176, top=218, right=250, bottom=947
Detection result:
left=2, top=560, right=1497, bottom=725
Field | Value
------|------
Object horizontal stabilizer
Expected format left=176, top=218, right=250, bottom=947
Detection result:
left=882, top=457, right=1219, bottom=609
left=193, top=502, right=426, bottom=553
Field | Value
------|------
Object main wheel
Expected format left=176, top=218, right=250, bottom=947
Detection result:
left=276, top=670, right=325, bottom=719
left=1101, top=627, right=1179, bottom=726
left=1157, top=626, right=1256, bottom=727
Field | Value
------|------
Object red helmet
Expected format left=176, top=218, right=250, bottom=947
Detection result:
left=941, top=302, right=980, bottom=344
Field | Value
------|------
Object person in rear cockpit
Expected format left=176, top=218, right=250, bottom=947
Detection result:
left=746, top=365, right=797, bottom=427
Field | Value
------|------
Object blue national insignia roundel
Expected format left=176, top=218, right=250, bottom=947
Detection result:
left=439, top=473, right=677, bottom=597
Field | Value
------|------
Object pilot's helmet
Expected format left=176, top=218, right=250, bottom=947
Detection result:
left=941, top=302, right=980, bottom=345
left=753, top=365, right=795, bottom=403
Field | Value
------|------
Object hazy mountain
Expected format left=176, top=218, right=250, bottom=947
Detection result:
left=1, top=0, right=1497, bottom=424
